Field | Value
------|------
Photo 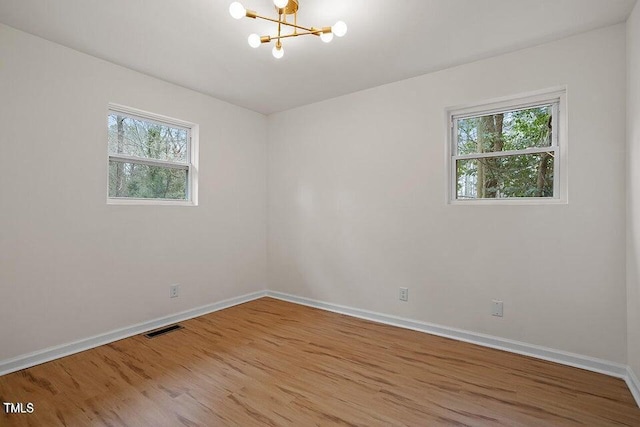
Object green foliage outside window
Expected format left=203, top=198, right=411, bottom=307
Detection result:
left=108, top=114, right=189, bottom=200
left=456, top=105, right=554, bottom=199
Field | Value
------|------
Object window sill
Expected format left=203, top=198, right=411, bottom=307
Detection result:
left=448, top=197, right=567, bottom=206
left=107, top=198, right=197, bottom=207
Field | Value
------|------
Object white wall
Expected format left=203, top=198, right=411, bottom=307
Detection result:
left=0, top=24, right=267, bottom=361
left=268, top=25, right=628, bottom=363
left=627, top=2, right=640, bottom=377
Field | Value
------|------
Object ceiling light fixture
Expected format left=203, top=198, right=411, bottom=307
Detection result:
left=229, top=0, right=347, bottom=59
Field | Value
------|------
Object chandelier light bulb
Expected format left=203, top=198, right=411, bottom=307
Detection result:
left=272, top=45, right=284, bottom=59
left=248, top=33, right=261, bottom=48
left=320, top=32, right=334, bottom=43
left=273, top=0, right=288, bottom=8
left=229, top=2, right=246, bottom=19
left=332, top=21, right=347, bottom=37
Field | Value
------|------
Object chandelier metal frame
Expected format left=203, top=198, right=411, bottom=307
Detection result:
left=229, top=0, right=347, bottom=59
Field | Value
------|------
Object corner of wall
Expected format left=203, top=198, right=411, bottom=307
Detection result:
left=627, top=0, right=640, bottom=380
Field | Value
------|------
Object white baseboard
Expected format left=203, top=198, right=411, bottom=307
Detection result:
left=266, top=291, right=632, bottom=382
left=627, top=367, right=640, bottom=407
left=0, top=290, right=267, bottom=377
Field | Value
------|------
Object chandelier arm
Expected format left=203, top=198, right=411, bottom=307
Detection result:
left=267, top=31, right=321, bottom=41
left=251, top=13, right=318, bottom=33
left=277, top=11, right=282, bottom=44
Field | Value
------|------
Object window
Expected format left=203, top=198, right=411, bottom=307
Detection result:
left=447, top=89, right=566, bottom=203
left=107, top=105, right=198, bottom=205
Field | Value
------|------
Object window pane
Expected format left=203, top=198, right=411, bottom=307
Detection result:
left=456, top=153, right=554, bottom=199
left=108, top=113, right=188, bottom=163
left=456, top=105, right=553, bottom=156
left=109, top=161, right=187, bottom=200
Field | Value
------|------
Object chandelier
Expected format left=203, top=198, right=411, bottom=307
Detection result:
left=229, top=0, right=347, bottom=59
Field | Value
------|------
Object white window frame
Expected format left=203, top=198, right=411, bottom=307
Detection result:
left=445, top=87, right=568, bottom=205
left=107, top=104, right=199, bottom=206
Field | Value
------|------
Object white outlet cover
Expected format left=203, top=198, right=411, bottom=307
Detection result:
left=492, top=300, right=503, bottom=317
left=170, top=285, right=179, bottom=298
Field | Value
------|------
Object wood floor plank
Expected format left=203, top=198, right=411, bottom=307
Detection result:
left=1, top=297, right=638, bottom=426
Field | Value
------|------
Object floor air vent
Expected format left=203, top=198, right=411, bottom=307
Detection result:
left=144, top=324, right=183, bottom=339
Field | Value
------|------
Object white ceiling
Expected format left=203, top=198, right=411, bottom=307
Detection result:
left=0, top=0, right=636, bottom=114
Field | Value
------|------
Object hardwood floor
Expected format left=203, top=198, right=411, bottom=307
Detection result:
left=1, top=297, right=639, bottom=426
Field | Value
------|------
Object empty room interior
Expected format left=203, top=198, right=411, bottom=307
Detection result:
left=2, top=0, right=640, bottom=425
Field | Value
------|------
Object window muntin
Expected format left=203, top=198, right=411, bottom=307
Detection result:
left=450, top=94, right=562, bottom=202
left=107, top=107, right=195, bottom=204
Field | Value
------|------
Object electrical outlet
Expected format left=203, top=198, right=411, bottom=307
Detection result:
left=399, top=287, right=409, bottom=302
left=170, top=284, right=179, bottom=298
left=491, top=300, right=503, bottom=317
